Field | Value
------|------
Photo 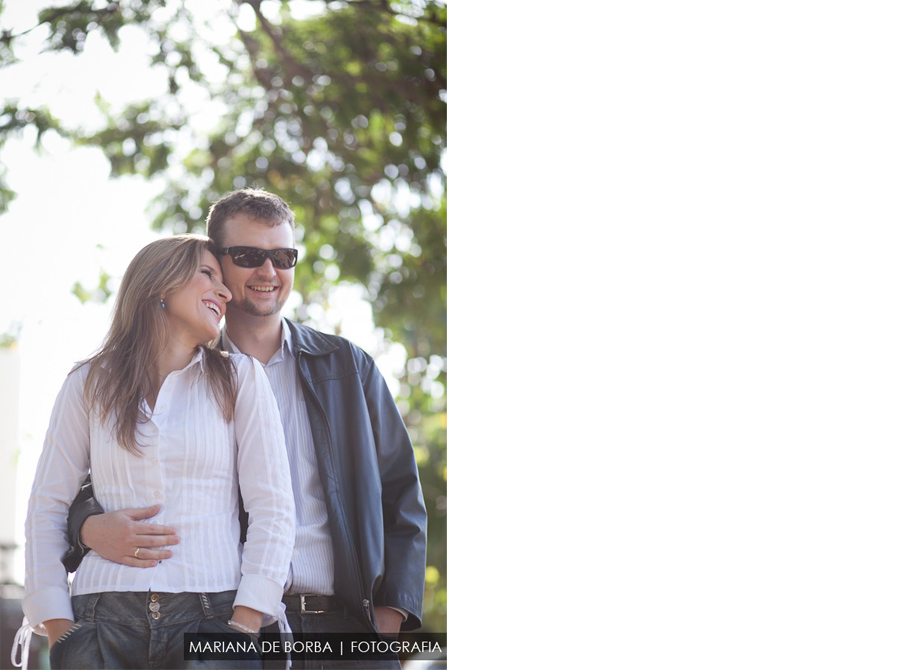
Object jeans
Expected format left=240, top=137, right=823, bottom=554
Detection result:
left=261, top=602, right=400, bottom=670
left=49, top=590, right=261, bottom=669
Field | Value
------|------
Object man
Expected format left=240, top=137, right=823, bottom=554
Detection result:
left=65, top=189, right=427, bottom=665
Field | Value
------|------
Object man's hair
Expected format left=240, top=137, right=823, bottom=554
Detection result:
left=206, top=188, right=296, bottom=248
left=80, top=235, right=236, bottom=455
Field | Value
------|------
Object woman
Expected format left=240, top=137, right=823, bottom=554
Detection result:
left=14, top=235, right=295, bottom=669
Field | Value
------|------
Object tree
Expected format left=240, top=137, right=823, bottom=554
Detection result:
left=0, top=0, right=447, bottom=630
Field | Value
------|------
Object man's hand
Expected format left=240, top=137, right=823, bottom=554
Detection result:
left=44, top=619, right=75, bottom=648
left=374, top=606, right=403, bottom=638
left=81, top=505, right=179, bottom=568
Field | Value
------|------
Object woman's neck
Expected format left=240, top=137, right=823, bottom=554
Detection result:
left=148, top=337, right=197, bottom=409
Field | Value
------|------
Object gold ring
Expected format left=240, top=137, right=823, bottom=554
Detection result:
left=134, top=547, right=141, bottom=559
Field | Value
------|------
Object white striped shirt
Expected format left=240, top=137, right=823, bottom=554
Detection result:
left=23, top=350, right=296, bottom=629
left=223, top=323, right=336, bottom=596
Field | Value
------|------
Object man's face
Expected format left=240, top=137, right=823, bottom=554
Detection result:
left=217, top=213, right=295, bottom=319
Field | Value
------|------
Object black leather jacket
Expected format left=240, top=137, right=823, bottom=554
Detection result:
left=64, top=320, right=428, bottom=630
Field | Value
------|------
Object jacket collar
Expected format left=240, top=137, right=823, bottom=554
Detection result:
left=286, top=319, right=339, bottom=356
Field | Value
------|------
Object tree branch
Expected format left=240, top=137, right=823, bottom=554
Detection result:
left=239, top=0, right=437, bottom=110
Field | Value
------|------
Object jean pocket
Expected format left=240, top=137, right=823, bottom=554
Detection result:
left=52, top=621, right=83, bottom=647
left=49, top=621, right=89, bottom=669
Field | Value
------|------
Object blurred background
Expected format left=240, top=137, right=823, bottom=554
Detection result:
left=0, top=0, right=446, bottom=665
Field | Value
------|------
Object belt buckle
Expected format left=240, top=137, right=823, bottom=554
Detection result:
left=300, top=595, right=325, bottom=614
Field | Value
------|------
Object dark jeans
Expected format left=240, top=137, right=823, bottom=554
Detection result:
left=50, top=590, right=261, bottom=669
left=261, top=601, right=400, bottom=670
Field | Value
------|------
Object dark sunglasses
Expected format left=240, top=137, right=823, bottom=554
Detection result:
left=217, top=246, right=299, bottom=269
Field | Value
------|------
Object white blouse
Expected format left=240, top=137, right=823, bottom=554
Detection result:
left=22, top=350, right=296, bottom=629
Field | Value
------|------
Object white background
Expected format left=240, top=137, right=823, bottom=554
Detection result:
left=453, top=1, right=900, bottom=668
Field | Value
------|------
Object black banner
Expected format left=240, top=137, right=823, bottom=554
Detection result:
left=183, top=631, right=447, bottom=663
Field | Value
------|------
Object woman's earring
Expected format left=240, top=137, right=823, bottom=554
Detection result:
left=160, top=296, right=166, bottom=309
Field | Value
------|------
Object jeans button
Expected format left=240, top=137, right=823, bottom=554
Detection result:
left=150, top=594, right=159, bottom=602
left=151, top=611, right=161, bottom=620
left=149, top=602, right=160, bottom=612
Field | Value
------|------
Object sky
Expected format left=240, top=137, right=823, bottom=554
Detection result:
left=0, top=0, right=404, bottom=585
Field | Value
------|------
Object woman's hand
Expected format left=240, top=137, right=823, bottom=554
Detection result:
left=44, top=619, right=76, bottom=648
left=81, top=505, right=179, bottom=567
left=229, top=606, right=263, bottom=636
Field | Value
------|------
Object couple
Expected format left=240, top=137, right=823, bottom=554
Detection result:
left=16, top=189, right=427, bottom=669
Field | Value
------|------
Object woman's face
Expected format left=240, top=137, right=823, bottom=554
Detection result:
left=163, top=249, right=232, bottom=345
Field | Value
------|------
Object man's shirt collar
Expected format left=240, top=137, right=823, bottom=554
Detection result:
left=221, top=319, right=292, bottom=366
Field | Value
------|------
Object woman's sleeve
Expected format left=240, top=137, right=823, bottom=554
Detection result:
left=231, top=355, right=296, bottom=622
left=23, top=365, right=91, bottom=631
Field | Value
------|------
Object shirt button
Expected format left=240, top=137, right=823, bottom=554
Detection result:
left=154, top=491, right=161, bottom=499
left=152, top=458, right=159, bottom=465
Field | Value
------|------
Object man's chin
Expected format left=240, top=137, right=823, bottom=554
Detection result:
left=239, top=297, right=285, bottom=318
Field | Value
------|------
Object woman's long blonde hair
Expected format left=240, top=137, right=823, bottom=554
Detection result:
left=81, top=235, right=236, bottom=454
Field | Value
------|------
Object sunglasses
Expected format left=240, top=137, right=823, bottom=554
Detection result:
left=217, top=246, right=299, bottom=269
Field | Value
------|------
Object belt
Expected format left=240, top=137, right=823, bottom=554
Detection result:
left=282, top=594, right=344, bottom=615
